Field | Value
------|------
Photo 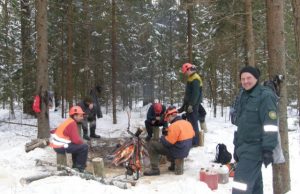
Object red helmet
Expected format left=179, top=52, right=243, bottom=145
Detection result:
left=181, top=63, right=193, bottom=73
left=69, top=106, right=85, bottom=116
left=153, top=103, right=163, bottom=115
left=164, top=106, right=178, bottom=121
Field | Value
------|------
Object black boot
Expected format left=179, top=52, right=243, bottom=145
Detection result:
left=90, top=127, right=100, bottom=138
left=168, top=162, right=175, bottom=171
left=82, top=129, right=91, bottom=141
left=144, top=168, right=160, bottom=176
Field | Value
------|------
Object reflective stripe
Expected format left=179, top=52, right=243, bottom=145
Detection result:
left=264, top=125, right=278, bottom=132
left=49, top=133, right=71, bottom=148
left=232, top=181, right=247, bottom=191
left=51, top=134, right=71, bottom=144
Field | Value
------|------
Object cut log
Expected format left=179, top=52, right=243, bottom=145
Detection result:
left=20, top=171, right=67, bottom=185
left=57, top=153, right=67, bottom=170
left=92, top=157, right=105, bottom=177
left=35, top=159, right=132, bottom=189
left=199, top=130, right=204, bottom=147
left=25, top=138, right=48, bottom=153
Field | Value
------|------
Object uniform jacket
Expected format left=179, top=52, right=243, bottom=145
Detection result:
left=90, top=88, right=103, bottom=118
left=78, top=100, right=97, bottom=121
left=50, top=118, right=83, bottom=148
left=160, top=116, right=195, bottom=159
left=146, top=104, right=168, bottom=128
left=182, top=72, right=203, bottom=110
left=234, top=84, right=278, bottom=161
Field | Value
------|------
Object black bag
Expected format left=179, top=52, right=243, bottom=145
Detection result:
left=214, top=143, right=232, bottom=165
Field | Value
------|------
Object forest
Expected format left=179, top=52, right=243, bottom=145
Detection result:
left=0, top=0, right=298, bottom=193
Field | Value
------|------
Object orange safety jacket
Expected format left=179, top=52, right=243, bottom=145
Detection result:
left=49, top=118, right=73, bottom=148
left=161, top=118, right=195, bottom=159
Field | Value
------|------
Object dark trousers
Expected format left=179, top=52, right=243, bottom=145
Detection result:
left=148, top=141, right=171, bottom=170
left=198, top=103, right=206, bottom=123
left=186, top=105, right=200, bottom=145
left=145, top=120, right=165, bottom=138
left=232, top=158, right=263, bottom=194
left=82, top=119, right=97, bottom=136
left=54, top=143, right=88, bottom=169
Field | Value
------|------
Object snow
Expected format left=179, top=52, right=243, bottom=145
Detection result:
left=0, top=103, right=299, bottom=194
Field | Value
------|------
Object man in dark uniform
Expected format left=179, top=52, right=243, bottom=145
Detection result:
left=144, top=102, right=167, bottom=141
left=232, top=66, right=278, bottom=194
left=78, top=96, right=101, bottom=140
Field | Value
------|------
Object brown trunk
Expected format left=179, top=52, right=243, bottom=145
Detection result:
left=111, top=0, right=117, bottom=124
left=21, top=0, right=35, bottom=115
left=187, top=1, right=192, bottom=62
left=83, top=0, right=92, bottom=94
left=292, top=0, right=300, bottom=127
left=266, top=0, right=291, bottom=193
left=245, top=0, right=255, bottom=67
left=35, top=0, right=50, bottom=138
left=66, top=0, right=74, bottom=109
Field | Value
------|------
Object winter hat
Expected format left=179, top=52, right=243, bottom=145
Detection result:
left=239, top=66, right=260, bottom=80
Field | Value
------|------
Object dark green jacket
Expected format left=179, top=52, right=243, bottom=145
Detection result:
left=234, top=84, right=278, bottom=161
left=183, top=72, right=203, bottom=107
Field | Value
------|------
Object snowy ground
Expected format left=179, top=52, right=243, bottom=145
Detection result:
left=0, top=102, right=299, bottom=194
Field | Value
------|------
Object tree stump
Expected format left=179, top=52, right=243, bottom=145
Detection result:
left=153, top=126, right=160, bottom=141
left=92, top=157, right=105, bottom=178
left=57, top=153, right=67, bottom=171
left=199, top=130, right=204, bottom=147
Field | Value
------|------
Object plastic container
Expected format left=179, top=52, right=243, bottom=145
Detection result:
left=205, top=170, right=218, bottom=190
left=217, top=165, right=229, bottom=184
left=199, top=168, right=206, bottom=182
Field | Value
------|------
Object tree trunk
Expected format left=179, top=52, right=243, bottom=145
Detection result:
left=291, top=0, right=300, bottom=127
left=187, top=0, right=193, bottom=62
left=83, top=0, right=92, bottom=95
left=21, top=0, right=35, bottom=115
left=266, top=0, right=291, bottom=193
left=111, top=0, right=117, bottom=124
left=66, top=0, right=74, bottom=109
left=35, top=0, right=50, bottom=138
left=245, top=0, right=255, bottom=67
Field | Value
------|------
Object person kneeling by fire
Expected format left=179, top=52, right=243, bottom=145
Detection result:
left=144, top=106, right=195, bottom=176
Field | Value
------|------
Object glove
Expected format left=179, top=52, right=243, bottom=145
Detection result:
left=233, top=148, right=239, bottom=162
left=177, top=105, right=185, bottom=113
left=263, top=150, right=273, bottom=168
left=187, top=105, right=193, bottom=113
left=162, top=128, right=168, bottom=136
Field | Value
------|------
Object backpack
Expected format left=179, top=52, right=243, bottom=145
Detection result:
left=32, top=95, right=41, bottom=113
left=214, top=143, right=232, bottom=165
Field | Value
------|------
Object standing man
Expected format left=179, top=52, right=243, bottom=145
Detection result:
left=232, top=66, right=278, bottom=194
left=144, top=106, right=195, bottom=176
left=49, top=106, right=89, bottom=172
left=78, top=96, right=100, bottom=140
left=144, top=102, right=168, bottom=141
left=90, top=85, right=103, bottom=119
left=180, top=63, right=203, bottom=146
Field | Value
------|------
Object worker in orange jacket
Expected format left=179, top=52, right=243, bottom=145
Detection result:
left=50, top=106, right=88, bottom=172
left=144, top=106, right=195, bottom=176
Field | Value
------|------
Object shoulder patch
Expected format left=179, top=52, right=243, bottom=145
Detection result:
left=268, top=111, right=277, bottom=120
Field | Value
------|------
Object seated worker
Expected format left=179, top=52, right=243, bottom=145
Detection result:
left=144, top=102, right=167, bottom=141
left=144, top=106, right=195, bottom=176
left=78, top=96, right=100, bottom=140
left=49, top=106, right=89, bottom=172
